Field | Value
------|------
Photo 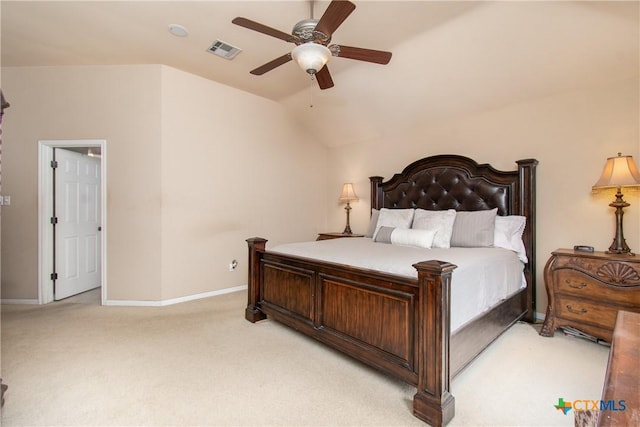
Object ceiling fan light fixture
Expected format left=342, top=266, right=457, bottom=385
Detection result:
left=291, top=42, right=331, bottom=75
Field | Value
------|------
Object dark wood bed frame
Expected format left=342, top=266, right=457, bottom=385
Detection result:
left=245, top=154, right=538, bottom=426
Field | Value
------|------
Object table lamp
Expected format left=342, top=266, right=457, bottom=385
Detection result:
left=593, top=153, right=640, bottom=254
left=339, top=183, right=358, bottom=234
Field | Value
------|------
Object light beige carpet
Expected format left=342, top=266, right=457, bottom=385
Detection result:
left=1, top=290, right=609, bottom=426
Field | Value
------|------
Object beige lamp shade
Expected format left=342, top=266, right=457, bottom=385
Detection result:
left=339, top=183, right=358, bottom=202
left=593, top=153, right=640, bottom=189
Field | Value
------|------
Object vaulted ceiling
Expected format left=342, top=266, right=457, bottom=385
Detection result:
left=2, top=1, right=638, bottom=146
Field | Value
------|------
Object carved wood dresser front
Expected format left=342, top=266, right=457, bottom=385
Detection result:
left=540, top=248, right=640, bottom=343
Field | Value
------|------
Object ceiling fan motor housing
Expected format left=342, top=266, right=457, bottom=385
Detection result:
left=292, top=19, right=331, bottom=45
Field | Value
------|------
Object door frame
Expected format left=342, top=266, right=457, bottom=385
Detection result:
left=38, top=139, right=107, bottom=304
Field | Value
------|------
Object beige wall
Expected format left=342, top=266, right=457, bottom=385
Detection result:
left=2, top=65, right=163, bottom=301
left=326, top=78, right=640, bottom=317
left=1, top=64, right=328, bottom=302
left=158, top=66, right=327, bottom=300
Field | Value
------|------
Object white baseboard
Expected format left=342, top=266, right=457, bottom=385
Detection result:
left=1, top=299, right=40, bottom=305
left=103, top=285, right=248, bottom=307
left=535, top=311, right=545, bottom=322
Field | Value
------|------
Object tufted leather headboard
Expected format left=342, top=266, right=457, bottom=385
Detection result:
left=369, top=154, right=538, bottom=319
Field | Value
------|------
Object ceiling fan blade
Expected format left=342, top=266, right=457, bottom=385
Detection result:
left=314, top=0, right=356, bottom=37
left=315, top=65, right=334, bottom=90
left=331, top=45, right=392, bottom=64
left=250, top=53, right=293, bottom=75
left=232, top=17, right=296, bottom=43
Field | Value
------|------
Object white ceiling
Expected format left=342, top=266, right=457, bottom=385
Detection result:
left=2, top=1, right=638, bottom=147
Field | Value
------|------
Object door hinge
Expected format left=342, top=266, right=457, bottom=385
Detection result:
left=50, top=160, right=58, bottom=169
left=50, top=272, right=58, bottom=281
left=50, top=216, right=58, bottom=225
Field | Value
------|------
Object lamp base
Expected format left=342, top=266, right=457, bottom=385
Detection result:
left=606, top=189, right=634, bottom=255
left=343, top=202, right=353, bottom=235
left=605, top=248, right=635, bottom=256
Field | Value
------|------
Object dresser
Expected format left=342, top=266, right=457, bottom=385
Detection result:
left=539, top=249, right=640, bottom=343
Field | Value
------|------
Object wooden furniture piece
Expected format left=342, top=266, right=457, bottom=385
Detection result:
left=0, top=379, right=6, bottom=407
left=540, top=249, right=640, bottom=343
left=316, top=232, right=365, bottom=240
left=598, top=310, right=640, bottom=426
left=246, top=154, right=538, bottom=427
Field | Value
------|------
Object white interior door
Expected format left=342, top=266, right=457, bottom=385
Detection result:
left=54, top=148, right=101, bottom=300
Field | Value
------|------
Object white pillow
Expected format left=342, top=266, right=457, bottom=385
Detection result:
left=365, top=208, right=380, bottom=238
left=412, top=209, right=457, bottom=248
left=390, top=228, right=436, bottom=249
left=374, top=226, right=436, bottom=249
left=372, top=208, right=415, bottom=240
left=494, top=215, right=528, bottom=263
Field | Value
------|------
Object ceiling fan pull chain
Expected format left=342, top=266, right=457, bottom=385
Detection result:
left=309, top=75, right=315, bottom=108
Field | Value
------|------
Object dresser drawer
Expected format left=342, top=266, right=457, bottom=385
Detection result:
left=555, top=270, right=640, bottom=306
left=554, top=254, right=640, bottom=287
left=555, top=296, right=619, bottom=330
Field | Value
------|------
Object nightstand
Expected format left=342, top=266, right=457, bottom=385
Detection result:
left=317, top=232, right=365, bottom=241
left=539, top=248, right=640, bottom=343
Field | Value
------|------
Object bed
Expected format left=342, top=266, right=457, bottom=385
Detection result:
left=245, top=154, right=538, bottom=426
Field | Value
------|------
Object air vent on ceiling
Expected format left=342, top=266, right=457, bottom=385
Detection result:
left=208, top=40, right=242, bottom=60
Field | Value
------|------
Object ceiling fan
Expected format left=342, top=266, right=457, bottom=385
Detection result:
left=232, top=0, right=392, bottom=90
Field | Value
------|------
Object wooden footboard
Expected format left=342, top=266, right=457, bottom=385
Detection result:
left=246, top=237, right=457, bottom=427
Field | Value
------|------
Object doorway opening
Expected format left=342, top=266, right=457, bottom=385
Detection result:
left=38, top=140, right=107, bottom=305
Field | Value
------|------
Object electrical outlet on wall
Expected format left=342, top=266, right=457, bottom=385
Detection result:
left=229, top=259, right=238, bottom=271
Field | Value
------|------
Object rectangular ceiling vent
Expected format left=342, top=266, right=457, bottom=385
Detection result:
left=208, top=40, right=242, bottom=60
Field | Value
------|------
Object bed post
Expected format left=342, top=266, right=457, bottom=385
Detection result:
left=516, top=159, right=538, bottom=323
left=412, top=260, right=457, bottom=427
left=246, top=237, right=268, bottom=323
left=370, top=176, right=384, bottom=210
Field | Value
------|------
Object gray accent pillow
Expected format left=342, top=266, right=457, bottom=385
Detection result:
left=450, top=208, right=498, bottom=247
left=374, top=226, right=395, bottom=243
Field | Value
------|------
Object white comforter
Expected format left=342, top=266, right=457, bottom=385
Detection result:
left=270, top=237, right=525, bottom=333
